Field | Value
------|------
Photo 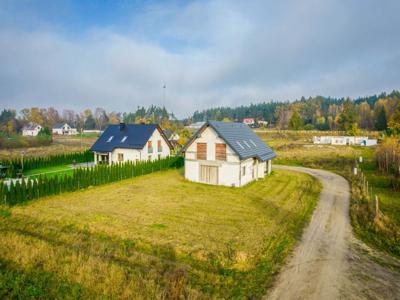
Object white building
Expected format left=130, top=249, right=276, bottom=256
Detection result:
left=90, top=123, right=172, bottom=165
left=243, top=118, right=255, bottom=126
left=52, top=123, right=78, bottom=135
left=185, top=121, right=205, bottom=130
left=313, top=136, right=377, bottom=146
left=181, top=121, right=276, bottom=187
left=22, top=123, right=42, bottom=136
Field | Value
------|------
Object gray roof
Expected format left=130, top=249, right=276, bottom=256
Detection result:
left=183, top=121, right=276, bottom=161
left=53, top=123, right=71, bottom=129
left=22, top=122, right=41, bottom=130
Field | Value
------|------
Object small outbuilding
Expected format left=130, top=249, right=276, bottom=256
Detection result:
left=90, top=123, right=172, bottom=165
left=181, top=121, right=276, bottom=187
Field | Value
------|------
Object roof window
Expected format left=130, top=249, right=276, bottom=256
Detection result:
left=243, top=140, right=251, bottom=148
left=106, top=136, right=114, bottom=142
left=121, top=136, right=128, bottom=143
left=236, top=141, right=245, bottom=149
left=249, top=139, right=257, bottom=147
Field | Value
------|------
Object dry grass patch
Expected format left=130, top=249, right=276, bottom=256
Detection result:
left=0, top=169, right=320, bottom=299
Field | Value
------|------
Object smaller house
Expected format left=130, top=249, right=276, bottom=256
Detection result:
left=185, top=122, right=205, bottom=130
left=163, top=129, right=180, bottom=141
left=243, top=118, right=255, bottom=126
left=22, top=123, right=42, bottom=136
left=52, top=123, right=78, bottom=135
left=181, top=121, right=276, bottom=187
left=90, top=123, right=172, bottom=165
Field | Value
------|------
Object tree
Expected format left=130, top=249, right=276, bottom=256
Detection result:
left=338, top=99, right=357, bottom=131
left=84, top=114, right=96, bottom=130
left=288, top=111, right=303, bottom=130
left=388, top=106, right=400, bottom=131
left=375, top=106, right=388, bottom=131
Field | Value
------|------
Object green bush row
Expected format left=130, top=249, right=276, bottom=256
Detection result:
left=1, top=150, right=94, bottom=177
left=0, top=156, right=184, bottom=206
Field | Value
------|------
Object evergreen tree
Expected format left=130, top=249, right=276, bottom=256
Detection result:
left=375, top=106, right=388, bottom=131
left=288, top=111, right=303, bottom=130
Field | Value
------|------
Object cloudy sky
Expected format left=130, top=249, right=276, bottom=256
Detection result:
left=0, top=0, right=399, bottom=117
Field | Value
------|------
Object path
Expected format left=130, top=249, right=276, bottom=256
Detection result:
left=266, top=165, right=400, bottom=300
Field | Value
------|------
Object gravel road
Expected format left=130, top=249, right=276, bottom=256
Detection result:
left=266, top=165, right=400, bottom=300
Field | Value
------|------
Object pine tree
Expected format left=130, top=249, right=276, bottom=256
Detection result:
left=375, top=106, right=387, bottom=131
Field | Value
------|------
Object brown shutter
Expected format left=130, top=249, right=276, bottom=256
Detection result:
left=215, top=143, right=227, bottom=161
left=197, top=143, right=207, bottom=160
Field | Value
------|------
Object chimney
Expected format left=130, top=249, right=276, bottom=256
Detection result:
left=119, top=122, right=126, bottom=131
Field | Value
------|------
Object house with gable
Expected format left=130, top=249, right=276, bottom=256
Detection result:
left=181, top=121, right=276, bottom=187
left=90, top=123, right=172, bottom=165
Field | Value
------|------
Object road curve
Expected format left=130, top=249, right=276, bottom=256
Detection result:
left=267, top=165, right=352, bottom=300
left=266, top=165, right=400, bottom=300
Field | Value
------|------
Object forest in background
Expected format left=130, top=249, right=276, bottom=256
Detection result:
left=191, top=90, right=400, bottom=133
left=1, top=91, right=400, bottom=137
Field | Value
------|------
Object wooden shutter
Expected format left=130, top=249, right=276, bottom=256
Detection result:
left=215, top=143, right=226, bottom=161
left=197, top=143, right=207, bottom=160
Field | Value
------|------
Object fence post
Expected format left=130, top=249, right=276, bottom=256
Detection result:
left=375, top=195, right=380, bottom=217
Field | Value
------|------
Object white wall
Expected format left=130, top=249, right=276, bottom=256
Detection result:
left=184, top=126, right=268, bottom=187
left=22, top=126, right=41, bottom=136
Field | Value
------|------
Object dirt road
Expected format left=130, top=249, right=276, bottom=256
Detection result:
left=266, top=166, right=400, bottom=300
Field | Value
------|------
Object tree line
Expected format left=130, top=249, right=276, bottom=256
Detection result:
left=1, top=150, right=93, bottom=177
left=0, top=156, right=184, bottom=206
left=190, top=90, right=400, bottom=132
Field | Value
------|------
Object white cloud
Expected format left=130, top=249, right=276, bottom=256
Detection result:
left=0, top=0, right=399, bottom=118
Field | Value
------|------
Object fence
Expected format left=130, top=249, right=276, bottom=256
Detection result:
left=0, top=150, right=94, bottom=178
left=0, top=156, right=184, bottom=206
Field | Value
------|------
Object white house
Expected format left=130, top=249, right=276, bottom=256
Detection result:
left=185, top=122, right=205, bottom=130
left=181, top=121, right=276, bottom=187
left=52, top=123, right=78, bottom=135
left=313, top=136, right=377, bottom=146
left=90, top=123, right=172, bottom=165
left=22, top=123, right=42, bottom=136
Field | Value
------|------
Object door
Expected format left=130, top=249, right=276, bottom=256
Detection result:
left=199, top=165, right=218, bottom=185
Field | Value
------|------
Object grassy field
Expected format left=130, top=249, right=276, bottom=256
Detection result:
left=0, top=168, right=320, bottom=299
left=23, top=165, right=75, bottom=179
left=257, top=129, right=400, bottom=257
left=0, top=135, right=97, bottom=160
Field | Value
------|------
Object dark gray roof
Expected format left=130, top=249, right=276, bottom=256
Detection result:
left=22, top=122, right=41, bottom=130
left=90, top=123, right=172, bottom=153
left=183, top=121, right=276, bottom=161
left=53, top=123, right=71, bottom=129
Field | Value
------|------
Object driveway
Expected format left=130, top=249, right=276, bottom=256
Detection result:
left=266, top=165, right=400, bottom=300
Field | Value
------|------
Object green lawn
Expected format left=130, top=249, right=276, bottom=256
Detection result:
left=0, top=168, right=320, bottom=299
left=23, top=165, right=74, bottom=179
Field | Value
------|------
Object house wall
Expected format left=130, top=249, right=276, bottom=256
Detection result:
left=22, top=126, right=41, bottom=137
left=184, top=126, right=268, bottom=187
left=94, top=128, right=171, bottom=165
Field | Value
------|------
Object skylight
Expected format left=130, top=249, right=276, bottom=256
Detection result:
left=121, top=136, right=128, bottom=143
left=106, top=136, right=114, bottom=142
left=236, top=141, right=245, bottom=149
left=243, top=140, right=251, bottom=148
left=249, top=139, right=257, bottom=147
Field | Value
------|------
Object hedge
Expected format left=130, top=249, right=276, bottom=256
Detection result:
left=1, top=151, right=94, bottom=178
left=0, top=156, right=184, bottom=206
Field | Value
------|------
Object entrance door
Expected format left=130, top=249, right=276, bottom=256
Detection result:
left=199, top=165, right=218, bottom=185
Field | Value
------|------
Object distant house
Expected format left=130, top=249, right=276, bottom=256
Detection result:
left=185, top=122, right=205, bottom=130
left=243, top=118, right=255, bottom=126
left=181, top=121, right=276, bottom=187
left=313, top=136, right=377, bottom=146
left=22, top=123, right=42, bottom=136
left=163, top=129, right=180, bottom=141
left=52, top=123, right=78, bottom=135
left=90, top=123, right=172, bottom=165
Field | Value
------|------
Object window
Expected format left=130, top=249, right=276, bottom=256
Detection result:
left=118, top=153, right=124, bottom=162
left=242, top=166, right=246, bottom=176
left=148, top=141, right=153, bottom=153
left=157, top=140, right=162, bottom=152
left=236, top=141, right=244, bottom=149
left=197, top=143, right=207, bottom=160
left=243, top=140, right=251, bottom=148
left=121, top=136, right=128, bottom=143
left=215, top=143, right=226, bottom=161
left=249, top=139, right=257, bottom=147
left=106, top=136, right=114, bottom=142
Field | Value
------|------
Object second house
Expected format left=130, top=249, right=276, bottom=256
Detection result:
left=90, top=123, right=172, bottom=165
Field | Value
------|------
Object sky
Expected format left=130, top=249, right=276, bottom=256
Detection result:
left=0, top=0, right=399, bottom=118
